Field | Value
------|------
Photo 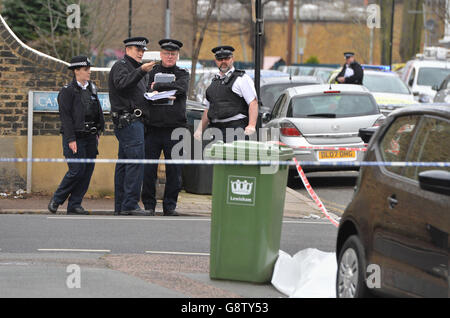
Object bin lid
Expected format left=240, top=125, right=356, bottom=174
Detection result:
left=205, top=140, right=293, bottom=161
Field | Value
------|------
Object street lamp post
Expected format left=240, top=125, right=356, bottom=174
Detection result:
left=165, top=0, right=171, bottom=38
left=128, top=0, right=132, bottom=38
left=389, top=0, right=395, bottom=69
left=253, top=0, right=263, bottom=134
left=254, top=0, right=263, bottom=102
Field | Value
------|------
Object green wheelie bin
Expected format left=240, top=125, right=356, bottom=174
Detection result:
left=205, top=140, right=293, bottom=283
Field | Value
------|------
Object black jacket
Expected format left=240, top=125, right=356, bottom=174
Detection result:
left=108, top=55, right=149, bottom=115
left=336, top=61, right=364, bottom=85
left=58, top=78, right=105, bottom=143
left=145, top=64, right=189, bottom=128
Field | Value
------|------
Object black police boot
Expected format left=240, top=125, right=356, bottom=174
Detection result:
left=163, top=210, right=179, bottom=216
left=67, top=207, right=89, bottom=215
left=48, top=198, right=59, bottom=214
left=123, top=208, right=152, bottom=216
left=144, top=206, right=156, bottom=216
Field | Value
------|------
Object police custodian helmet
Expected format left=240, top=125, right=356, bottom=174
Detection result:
left=123, top=37, right=149, bottom=50
left=68, top=56, right=91, bottom=70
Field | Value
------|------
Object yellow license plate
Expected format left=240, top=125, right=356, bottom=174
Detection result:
left=318, top=150, right=356, bottom=160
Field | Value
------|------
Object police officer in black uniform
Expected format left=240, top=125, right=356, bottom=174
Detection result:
left=109, top=37, right=156, bottom=216
left=194, top=45, right=258, bottom=142
left=48, top=56, right=104, bottom=215
left=336, top=52, right=364, bottom=85
left=141, top=39, right=189, bottom=216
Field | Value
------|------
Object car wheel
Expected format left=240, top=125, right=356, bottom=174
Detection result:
left=336, top=235, right=371, bottom=298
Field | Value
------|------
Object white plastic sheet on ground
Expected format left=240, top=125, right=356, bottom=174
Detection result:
left=271, top=249, right=337, bottom=298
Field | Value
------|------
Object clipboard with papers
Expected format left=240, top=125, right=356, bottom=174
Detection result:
left=144, top=90, right=177, bottom=101
left=146, top=72, right=176, bottom=105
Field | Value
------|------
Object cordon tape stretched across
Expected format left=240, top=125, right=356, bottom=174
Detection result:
left=1, top=157, right=449, bottom=167
left=2, top=156, right=449, bottom=227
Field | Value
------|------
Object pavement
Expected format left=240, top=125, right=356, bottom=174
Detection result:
left=0, top=187, right=335, bottom=220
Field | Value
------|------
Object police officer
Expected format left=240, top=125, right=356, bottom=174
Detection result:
left=141, top=39, right=189, bottom=216
left=109, top=37, right=156, bottom=216
left=48, top=56, right=105, bottom=215
left=194, top=45, right=258, bottom=142
left=336, top=52, right=364, bottom=85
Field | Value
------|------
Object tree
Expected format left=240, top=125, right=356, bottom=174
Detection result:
left=379, top=0, right=395, bottom=65
left=235, top=0, right=278, bottom=67
left=1, top=0, right=90, bottom=61
left=188, top=0, right=218, bottom=100
left=400, top=0, right=423, bottom=61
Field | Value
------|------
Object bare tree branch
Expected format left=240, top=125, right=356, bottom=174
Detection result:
left=188, top=0, right=218, bottom=99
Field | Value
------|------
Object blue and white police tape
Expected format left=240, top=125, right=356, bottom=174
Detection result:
left=1, top=157, right=449, bottom=167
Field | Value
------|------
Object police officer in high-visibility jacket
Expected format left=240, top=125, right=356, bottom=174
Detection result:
left=48, top=56, right=104, bottom=215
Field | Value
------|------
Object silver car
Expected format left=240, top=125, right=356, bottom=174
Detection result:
left=263, top=84, right=385, bottom=172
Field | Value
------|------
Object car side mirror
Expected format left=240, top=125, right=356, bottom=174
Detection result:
left=413, top=91, right=419, bottom=96
left=418, top=170, right=450, bottom=196
left=432, top=84, right=439, bottom=91
left=358, top=127, right=378, bottom=144
left=419, top=94, right=431, bottom=103
left=262, top=112, right=272, bottom=123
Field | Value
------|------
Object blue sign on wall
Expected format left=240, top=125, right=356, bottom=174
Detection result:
left=31, top=91, right=111, bottom=113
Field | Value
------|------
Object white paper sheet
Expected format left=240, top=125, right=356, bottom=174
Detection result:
left=271, top=249, right=337, bottom=298
left=144, top=90, right=177, bottom=101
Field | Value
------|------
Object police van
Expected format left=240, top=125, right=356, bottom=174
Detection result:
left=400, top=47, right=450, bottom=103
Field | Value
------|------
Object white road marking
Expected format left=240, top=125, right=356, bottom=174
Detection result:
left=145, top=250, right=210, bottom=256
left=46, top=216, right=209, bottom=221
left=37, top=248, right=111, bottom=253
left=46, top=216, right=332, bottom=225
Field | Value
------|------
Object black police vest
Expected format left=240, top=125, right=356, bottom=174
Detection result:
left=206, top=70, right=249, bottom=121
left=80, top=88, right=100, bottom=124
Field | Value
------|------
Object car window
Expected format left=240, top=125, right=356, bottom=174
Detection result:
left=402, top=61, right=414, bottom=82
left=288, top=94, right=378, bottom=118
left=408, top=68, right=416, bottom=87
left=404, top=116, right=450, bottom=180
left=271, top=94, right=286, bottom=118
left=380, top=115, right=420, bottom=175
left=417, top=67, right=450, bottom=87
left=363, top=74, right=411, bottom=94
left=260, top=83, right=315, bottom=111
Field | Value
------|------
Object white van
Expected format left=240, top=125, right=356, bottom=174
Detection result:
left=401, top=48, right=450, bottom=102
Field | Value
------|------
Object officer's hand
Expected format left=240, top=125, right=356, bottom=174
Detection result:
left=69, top=141, right=77, bottom=154
left=244, top=125, right=256, bottom=136
left=194, top=128, right=203, bottom=141
left=337, top=77, right=345, bottom=83
left=141, top=61, right=156, bottom=72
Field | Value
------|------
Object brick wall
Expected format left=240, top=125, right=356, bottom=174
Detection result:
left=0, top=14, right=113, bottom=192
left=0, top=16, right=111, bottom=137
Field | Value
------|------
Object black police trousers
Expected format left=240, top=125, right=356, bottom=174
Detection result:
left=52, top=134, right=97, bottom=211
left=141, top=127, right=182, bottom=212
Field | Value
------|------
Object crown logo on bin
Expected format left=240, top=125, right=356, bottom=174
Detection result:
left=231, top=179, right=253, bottom=196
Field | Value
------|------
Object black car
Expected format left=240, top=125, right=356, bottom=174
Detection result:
left=336, top=105, right=450, bottom=298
